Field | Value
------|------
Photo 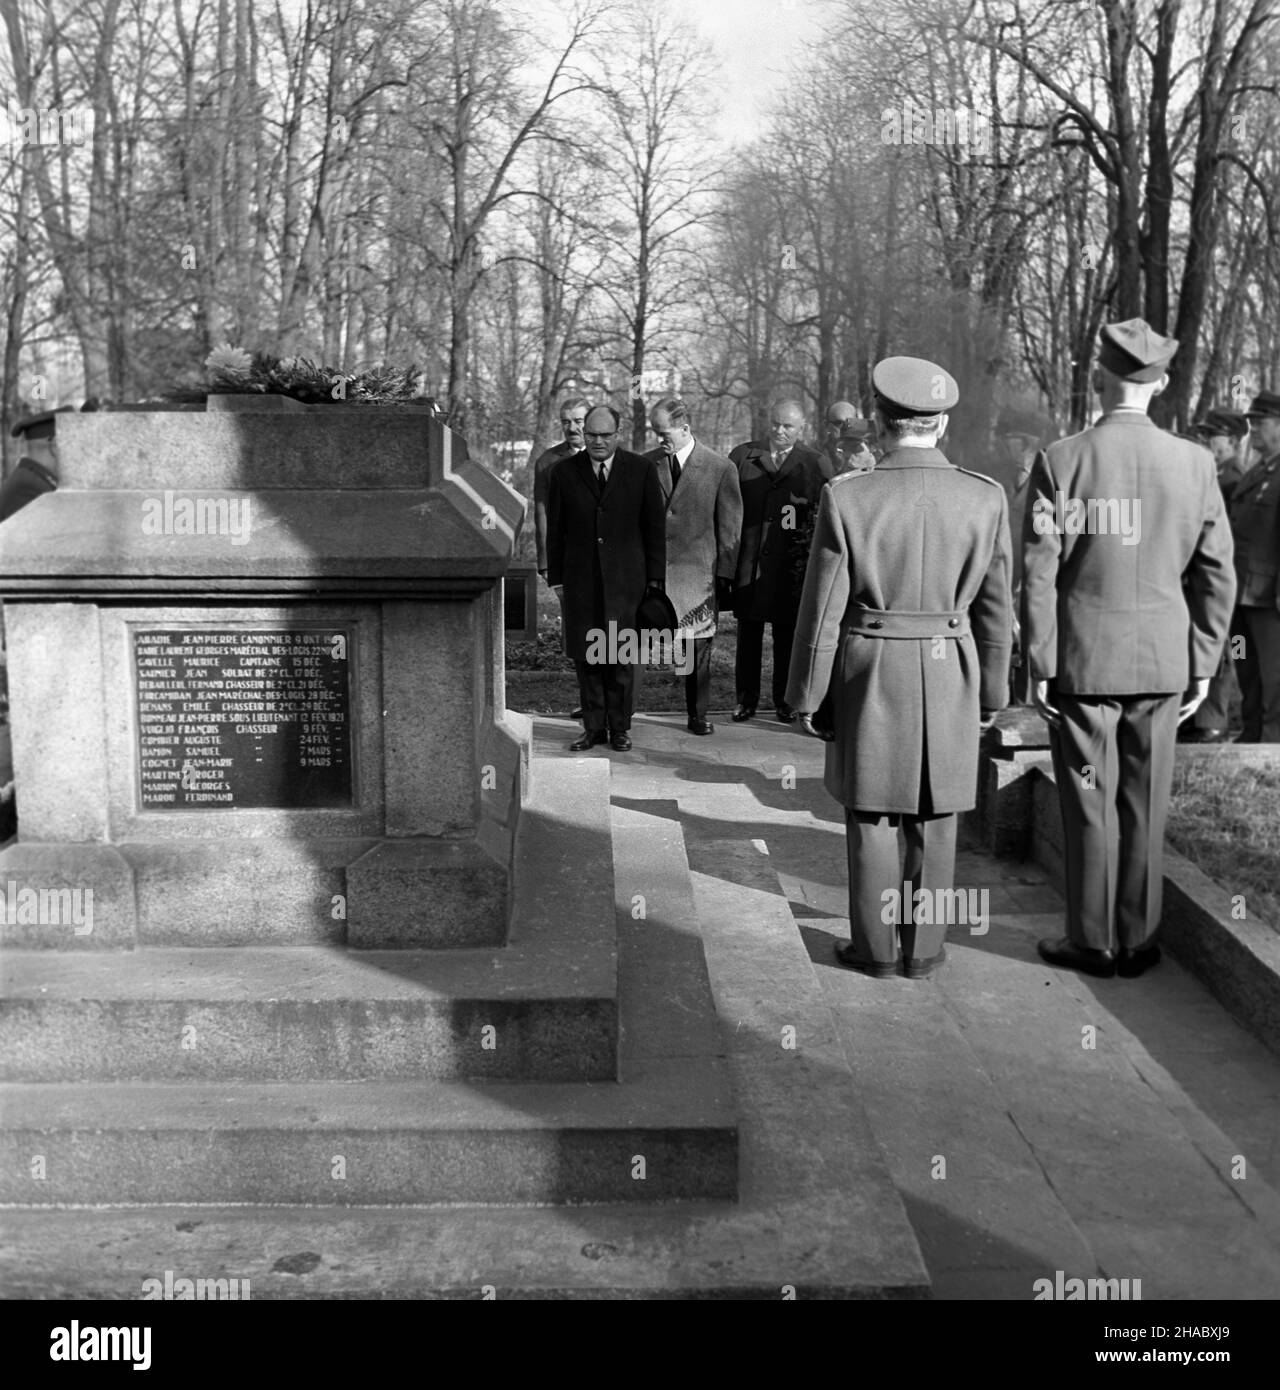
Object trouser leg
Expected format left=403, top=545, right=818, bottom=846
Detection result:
left=771, top=617, right=796, bottom=707
left=735, top=619, right=764, bottom=707
left=685, top=636, right=712, bottom=719
left=1114, top=693, right=1180, bottom=950
left=1050, top=693, right=1120, bottom=951
left=899, top=813, right=959, bottom=961
left=605, top=662, right=635, bottom=733
left=845, top=811, right=903, bottom=964
left=1244, top=607, right=1280, bottom=742
left=575, top=660, right=607, bottom=734
left=1235, top=607, right=1263, bottom=741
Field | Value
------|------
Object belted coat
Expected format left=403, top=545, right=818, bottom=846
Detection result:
left=645, top=442, right=743, bottom=638
left=729, top=441, right=826, bottom=622
left=785, top=448, right=1013, bottom=814
left=546, top=448, right=666, bottom=662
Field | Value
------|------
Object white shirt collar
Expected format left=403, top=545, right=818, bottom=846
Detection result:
left=674, top=438, right=696, bottom=467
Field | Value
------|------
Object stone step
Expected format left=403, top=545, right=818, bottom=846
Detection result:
left=0, top=1062, right=736, bottom=1206
left=0, top=944, right=616, bottom=1082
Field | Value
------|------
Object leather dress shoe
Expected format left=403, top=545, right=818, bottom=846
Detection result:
left=610, top=731, right=633, bottom=752
left=731, top=704, right=756, bottom=722
left=1037, top=936, right=1116, bottom=978
left=687, top=717, right=714, bottom=735
left=904, top=946, right=947, bottom=979
left=834, top=942, right=898, bottom=978
left=775, top=703, right=797, bottom=722
left=1117, top=943, right=1162, bottom=978
left=569, top=730, right=607, bottom=752
left=1180, top=726, right=1230, bottom=743
left=570, top=706, right=584, bottom=720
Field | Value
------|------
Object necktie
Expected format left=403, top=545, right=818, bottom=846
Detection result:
left=597, top=463, right=607, bottom=491
left=670, top=455, right=681, bottom=487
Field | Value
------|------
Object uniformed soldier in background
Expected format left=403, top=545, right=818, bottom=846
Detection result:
left=1230, top=391, right=1280, bottom=743
left=1022, top=320, right=1236, bottom=979
left=1183, top=407, right=1250, bottom=742
left=788, top=356, right=1012, bottom=979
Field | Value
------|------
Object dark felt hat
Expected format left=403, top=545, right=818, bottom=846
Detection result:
left=1194, top=408, right=1249, bottom=440
left=1097, top=318, right=1178, bottom=382
left=1244, top=390, right=1280, bottom=421
left=635, top=588, right=681, bottom=634
left=872, top=356, right=959, bottom=416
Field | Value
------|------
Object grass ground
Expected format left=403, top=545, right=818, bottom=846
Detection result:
left=1166, top=755, right=1280, bottom=933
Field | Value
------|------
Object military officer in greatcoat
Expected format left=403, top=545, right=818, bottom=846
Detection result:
left=787, top=357, right=1013, bottom=979
left=1022, top=320, right=1237, bottom=979
left=1229, top=391, right=1280, bottom=743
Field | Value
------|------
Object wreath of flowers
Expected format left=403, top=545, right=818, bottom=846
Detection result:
left=201, top=345, right=438, bottom=409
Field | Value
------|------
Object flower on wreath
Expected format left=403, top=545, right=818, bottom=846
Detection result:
left=204, top=344, right=253, bottom=377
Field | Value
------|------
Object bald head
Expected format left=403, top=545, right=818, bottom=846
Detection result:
left=768, top=399, right=806, bottom=452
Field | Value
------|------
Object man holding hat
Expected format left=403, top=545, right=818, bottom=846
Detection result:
left=787, top=356, right=1012, bottom=979
left=1022, top=319, right=1236, bottom=980
left=1229, top=390, right=1280, bottom=742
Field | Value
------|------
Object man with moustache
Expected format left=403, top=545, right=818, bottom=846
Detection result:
left=729, top=399, right=826, bottom=722
left=547, top=404, right=666, bottom=752
left=1022, top=319, right=1236, bottom=979
left=646, top=396, right=742, bottom=735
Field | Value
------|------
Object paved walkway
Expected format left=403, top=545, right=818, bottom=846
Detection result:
left=537, top=711, right=1280, bottom=1300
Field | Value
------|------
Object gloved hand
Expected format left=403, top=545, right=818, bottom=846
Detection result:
left=715, top=577, right=734, bottom=610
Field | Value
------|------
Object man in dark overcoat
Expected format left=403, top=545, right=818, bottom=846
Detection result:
left=1022, top=319, right=1237, bottom=979
left=645, top=396, right=742, bottom=735
left=787, top=357, right=1013, bottom=979
left=1229, top=391, right=1280, bottom=743
left=532, top=396, right=589, bottom=578
left=729, top=399, right=826, bottom=723
left=546, top=404, right=666, bottom=751
left=1182, top=407, right=1250, bottom=742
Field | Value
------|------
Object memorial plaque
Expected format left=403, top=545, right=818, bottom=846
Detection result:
left=134, top=628, right=354, bottom=809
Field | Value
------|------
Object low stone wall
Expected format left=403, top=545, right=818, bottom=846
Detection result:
left=1019, top=753, right=1280, bottom=1058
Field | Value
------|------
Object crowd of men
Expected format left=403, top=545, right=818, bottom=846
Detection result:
left=534, top=320, right=1278, bottom=981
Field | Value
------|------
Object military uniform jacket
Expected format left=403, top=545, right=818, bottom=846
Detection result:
left=531, top=439, right=576, bottom=571
left=1021, top=413, right=1237, bottom=693
left=729, top=441, right=826, bottom=622
left=546, top=448, right=666, bottom=662
left=644, top=442, right=743, bottom=639
left=1228, top=450, right=1280, bottom=609
left=785, top=448, right=1013, bottom=815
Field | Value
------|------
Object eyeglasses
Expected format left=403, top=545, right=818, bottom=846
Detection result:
left=584, top=431, right=617, bottom=440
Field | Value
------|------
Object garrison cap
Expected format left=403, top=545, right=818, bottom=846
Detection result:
left=1244, top=390, right=1280, bottom=421
left=1097, top=318, right=1178, bottom=382
left=872, top=356, right=959, bottom=416
left=1194, top=408, right=1249, bottom=440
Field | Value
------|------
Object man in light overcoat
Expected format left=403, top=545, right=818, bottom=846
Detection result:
left=1022, top=319, right=1237, bottom=979
left=645, top=396, right=743, bottom=735
left=787, top=357, right=1013, bottom=979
